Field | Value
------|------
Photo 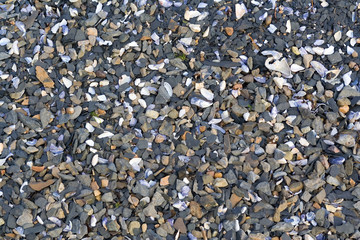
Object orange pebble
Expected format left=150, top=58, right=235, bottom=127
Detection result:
left=225, top=27, right=234, bottom=36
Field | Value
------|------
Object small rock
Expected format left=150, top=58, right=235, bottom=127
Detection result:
left=213, top=178, right=228, bottom=188
left=289, top=182, right=303, bottom=192
left=173, top=218, right=187, bottom=234
left=29, top=179, right=56, bottom=191
left=199, top=195, right=218, bottom=210
left=101, top=192, right=113, bottom=202
left=128, top=221, right=141, bottom=235
left=16, top=209, right=33, bottom=226
left=271, top=222, right=294, bottom=232
left=35, top=66, right=55, bottom=88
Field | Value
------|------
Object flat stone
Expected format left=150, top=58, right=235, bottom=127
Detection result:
left=327, top=52, right=342, bottom=65
left=173, top=218, right=187, bottom=234
left=213, top=178, right=228, bottom=188
left=29, top=179, right=56, bottom=191
left=336, top=222, right=355, bottom=235
left=271, top=222, right=294, bottom=232
left=289, top=182, right=303, bottom=192
left=256, top=182, right=272, bottom=196
left=48, top=228, right=63, bottom=238
left=107, top=220, right=120, bottom=232
left=304, top=178, right=326, bottom=192
left=189, top=201, right=202, bottom=218
left=40, top=108, right=52, bottom=128
left=101, top=192, right=113, bottom=202
left=35, top=66, right=55, bottom=88
left=199, top=195, right=218, bottom=210
left=16, top=209, right=33, bottom=226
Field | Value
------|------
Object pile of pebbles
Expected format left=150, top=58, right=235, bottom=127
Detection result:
left=0, top=0, right=360, bottom=239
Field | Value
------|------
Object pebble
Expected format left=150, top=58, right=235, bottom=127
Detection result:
left=129, top=221, right=141, bottom=236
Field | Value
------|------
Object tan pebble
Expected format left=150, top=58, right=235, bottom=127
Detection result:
left=352, top=51, right=358, bottom=58
left=339, top=105, right=349, bottom=114
left=101, top=179, right=109, bottom=188
left=87, top=28, right=98, bottom=36
left=142, top=223, right=147, bottom=233
left=155, top=134, right=166, bottom=143
left=224, top=27, right=234, bottom=36
left=160, top=176, right=170, bottom=186
left=66, top=107, right=74, bottom=114
left=349, top=61, right=357, bottom=68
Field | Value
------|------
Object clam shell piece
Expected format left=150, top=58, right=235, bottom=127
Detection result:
left=310, top=61, right=328, bottom=78
left=265, top=57, right=291, bottom=77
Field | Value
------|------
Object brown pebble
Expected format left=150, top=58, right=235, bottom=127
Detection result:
left=32, top=166, right=45, bottom=172
left=224, top=27, right=234, bottom=36
left=95, top=70, right=106, bottom=78
left=265, top=15, right=272, bottom=26
left=29, top=179, right=56, bottom=191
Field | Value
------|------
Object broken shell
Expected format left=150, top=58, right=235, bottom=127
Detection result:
left=235, top=3, right=247, bottom=20
left=310, top=61, right=328, bottom=78
left=290, top=64, right=305, bottom=72
left=334, top=31, right=342, bottom=41
left=261, top=50, right=283, bottom=60
left=190, top=97, right=213, bottom=108
left=200, top=88, right=214, bottom=101
left=265, top=57, right=291, bottom=77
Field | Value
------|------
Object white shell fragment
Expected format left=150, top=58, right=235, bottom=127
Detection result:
left=0, top=38, right=10, bottom=46
left=261, top=50, right=282, bottom=60
left=323, top=46, right=334, bottom=55
left=334, top=31, right=341, bottom=41
left=62, top=77, right=73, bottom=88
left=129, top=158, right=142, bottom=172
left=189, top=24, right=201, bottom=33
left=265, top=57, right=291, bottom=77
left=184, top=10, right=201, bottom=20
left=312, top=47, right=324, bottom=55
left=310, top=61, right=328, bottom=78
left=98, top=131, right=114, bottom=138
left=286, top=20, right=291, bottom=33
left=343, top=71, right=352, bottom=85
left=290, top=64, right=305, bottom=72
left=273, top=77, right=286, bottom=89
left=200, top=88, right=214, bottom=101
left=191, top=97, right=213, bottom=108
left=163, top=82, right=173, bottom=97
left=235, top=3, right=247, bottom=20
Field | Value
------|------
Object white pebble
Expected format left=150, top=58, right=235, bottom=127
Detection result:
left=92, top=154, right=99, bottom=166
